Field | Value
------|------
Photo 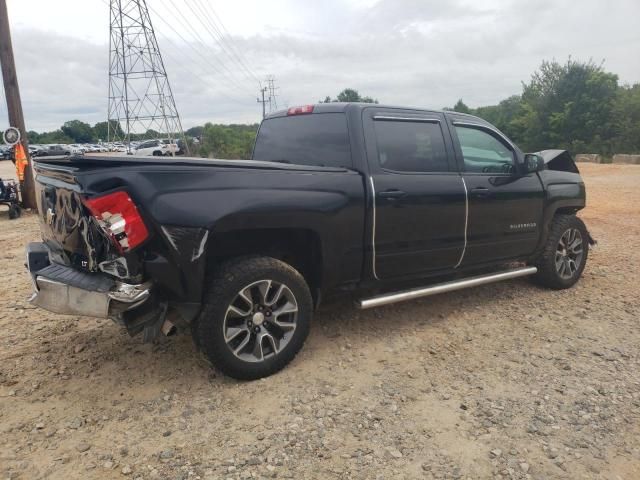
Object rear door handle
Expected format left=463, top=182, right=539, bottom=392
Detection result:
left=378, top=189, right=407, bottom=200
left=470, top=187, right=491, bottom=198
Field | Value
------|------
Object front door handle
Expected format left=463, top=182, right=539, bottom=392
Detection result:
left=470, top=187, right=491, bottom=198
left=378, top=189, right=407, bottom=200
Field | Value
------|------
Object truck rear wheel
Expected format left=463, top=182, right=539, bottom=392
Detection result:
left=533, top=214, right=588, bottom=289
left=195, top=256, right=313, bottom=380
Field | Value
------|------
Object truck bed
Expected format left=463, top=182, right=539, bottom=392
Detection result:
left=32, top=155, right=366, bottom=305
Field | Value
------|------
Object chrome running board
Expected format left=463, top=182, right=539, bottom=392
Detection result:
left=358, top=266, right=537, bottom=309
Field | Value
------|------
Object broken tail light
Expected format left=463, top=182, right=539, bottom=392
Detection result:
left=83, top=191, right=149, bottom=253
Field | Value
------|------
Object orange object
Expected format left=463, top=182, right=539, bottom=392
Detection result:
left=14, top=143, right=28, bottom=181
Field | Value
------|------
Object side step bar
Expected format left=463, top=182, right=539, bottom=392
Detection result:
left=358, top=266, right=537, bottom=309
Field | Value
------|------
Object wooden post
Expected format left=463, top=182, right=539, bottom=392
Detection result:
left=0, top=0, right=37, bottom=210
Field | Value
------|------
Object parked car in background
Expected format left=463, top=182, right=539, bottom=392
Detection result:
left=0, top=145, right=11, bottom=160
left=133, top=139, right=178, bottom=156
left=29, top=145, right=43, bottom=156
left=82, top=144, right=101, bottom=153
left=36, top=144, right=71, bottom=157
left=68, top=144, right=85, bottom=155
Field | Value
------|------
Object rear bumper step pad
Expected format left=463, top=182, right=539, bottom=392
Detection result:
left=25, top=242, right=151, bottom=318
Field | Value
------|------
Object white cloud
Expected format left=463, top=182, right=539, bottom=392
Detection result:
left=2, top=0, right=639, bottom=132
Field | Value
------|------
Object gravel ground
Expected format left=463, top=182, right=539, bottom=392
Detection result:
left=0, top=162, right=639, bottom=480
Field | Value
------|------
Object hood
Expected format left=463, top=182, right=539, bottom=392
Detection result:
left=533, top=149, right=579, bottom=173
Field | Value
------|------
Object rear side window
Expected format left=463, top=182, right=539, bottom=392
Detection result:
left=373, top=120, right=449, bottom=172
left=253, top=113, right=351, bottom=168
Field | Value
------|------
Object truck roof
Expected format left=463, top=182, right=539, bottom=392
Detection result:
left=265, top=102, right=485, bottom=122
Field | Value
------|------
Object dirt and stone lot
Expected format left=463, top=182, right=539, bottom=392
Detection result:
left=0, top=161, right=639, bottom=480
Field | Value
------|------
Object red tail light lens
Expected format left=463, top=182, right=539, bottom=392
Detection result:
left=83, top=191, right=149, bottom=252
left=287, top=105, right=314, bottom=115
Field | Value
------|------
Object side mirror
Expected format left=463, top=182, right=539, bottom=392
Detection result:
left=523, top=153, right=545, bottom=174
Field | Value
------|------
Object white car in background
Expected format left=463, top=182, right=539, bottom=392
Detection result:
left=68, top=144, right=85, bottom=155
left=83, top=144, right=100, bottom=153
left=133, top=139, right=178, bottom=156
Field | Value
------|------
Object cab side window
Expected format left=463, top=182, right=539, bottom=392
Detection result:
left=373, top=120, right=449, bottom=173
left=454, top=126, right=514, bottom=174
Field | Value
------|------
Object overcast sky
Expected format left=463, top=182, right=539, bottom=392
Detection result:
left=2, top=0, right=639, bottom=132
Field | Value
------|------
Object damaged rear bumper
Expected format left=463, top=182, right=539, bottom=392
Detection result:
left=26, top=242, right=151, bottom=318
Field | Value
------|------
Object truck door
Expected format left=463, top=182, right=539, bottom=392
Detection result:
left=363, top=109, right=466, bottom=280
left=448, top=119, right=544, bottom=266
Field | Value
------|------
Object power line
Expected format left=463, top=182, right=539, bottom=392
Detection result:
left=188, top=0, right=261, bottom=85
left=145, top=4, right=259, bottom=101
left=100, top=0, right=253, bottom=105
left=180, top=0, right=258, bottom=89
left=154, top=0, right=256, bottom=95
left=100, top=0, right=265, bottom=126
left=199, top=2, right=261, bottom=83
left=155, top=35, right=253, bottom=106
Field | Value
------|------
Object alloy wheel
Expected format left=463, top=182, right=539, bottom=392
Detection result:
left=223, top=279, right=298, bottom=363
left=555, top=228, right=584, bottom=279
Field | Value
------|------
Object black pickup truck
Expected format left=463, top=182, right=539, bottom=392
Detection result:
left=25, top=103, right=593, bottom=379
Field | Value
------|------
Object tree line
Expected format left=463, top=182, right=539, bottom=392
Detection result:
left=449, top=59, right=640, bottom=156
left=25, top=60, right=640, bottom=159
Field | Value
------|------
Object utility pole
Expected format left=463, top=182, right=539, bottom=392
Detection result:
left=257, top=86, right=268, bottom=119
left=0, top=0, right=37, bottom=209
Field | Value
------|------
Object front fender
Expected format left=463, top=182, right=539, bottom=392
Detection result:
left=532, top=169, right=587, bottom=258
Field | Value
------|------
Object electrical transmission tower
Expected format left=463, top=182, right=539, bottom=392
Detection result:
left=257, top=76, right=279, bottom=118
left=266, top=76, right=279, bottom=113
left=107, top=0, right=187, bottom=152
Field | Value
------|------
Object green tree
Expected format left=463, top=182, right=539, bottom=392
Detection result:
left=452, top=99, right=471, bottom=114
left=93, top=120, right=124, bottom=141
left=474, top=95, right=527, bottom=141
left=611, top=84, right=640, bottom=153
left=452, top=58, right=629, bottom=155
left=321, top=88, right=378, bottom=104
left=185, top=126, right=205, bottom=139
left=198, top=123, right=259, bottom=159
left=61, top=120, right=95, bottom=143
left=29, top=129, right=73, bottom=144
left=518, top=58, right=619, bottom=152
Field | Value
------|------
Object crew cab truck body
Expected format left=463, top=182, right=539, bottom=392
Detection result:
left=25, top=103, right=592, bottom=379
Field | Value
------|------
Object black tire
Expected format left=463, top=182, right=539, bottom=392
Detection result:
left=533, top=214, right=588, bottom=289
left=195, top=256, right=313, bottom=380
left=8, top=204, right=21, bottom=219
left=152, top=151, right=162, bottom=156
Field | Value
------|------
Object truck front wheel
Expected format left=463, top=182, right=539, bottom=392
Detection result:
left=533, top=214, right=589, bottom=289
left=195, top=256, right=313, bottom=380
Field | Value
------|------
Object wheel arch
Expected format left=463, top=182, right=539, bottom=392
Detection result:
left=206, top=228, right=324, bottom=306
left=531, top=199, right=585, bottom=262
